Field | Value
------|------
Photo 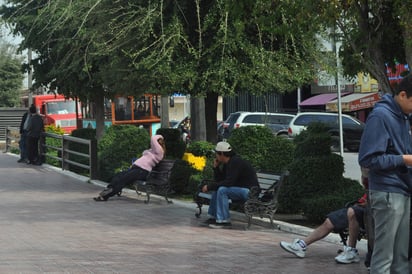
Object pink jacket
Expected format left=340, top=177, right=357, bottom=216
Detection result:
left=133, top=134, right=165, bottom=172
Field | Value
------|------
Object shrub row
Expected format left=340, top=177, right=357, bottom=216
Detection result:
left=67, top=123, right=364, bottom=224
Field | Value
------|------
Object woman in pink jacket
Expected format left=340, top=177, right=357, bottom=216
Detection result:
left=94, top=134, right=166, bottom=201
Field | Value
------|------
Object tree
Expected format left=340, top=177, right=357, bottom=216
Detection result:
left=1, top=0, right=122, bottom=139
left=322, top=1, right=410, bottom=93
left=0, top=0, right=328, bottom=142
left=0, top=40, right=23, bottom=107
left=92, top=0, right=327, bottom=142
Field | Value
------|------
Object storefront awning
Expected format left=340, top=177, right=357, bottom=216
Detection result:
left=299, top=92, right=351, bottom=107
left=325, top=92, right=381, bottom=112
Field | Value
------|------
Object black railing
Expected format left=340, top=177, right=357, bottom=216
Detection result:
left=5, top=126, right=98, bottom=179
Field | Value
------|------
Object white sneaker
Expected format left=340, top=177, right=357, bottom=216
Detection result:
left=280, top=239, right=306, bottom=258
left=335, top=246, right=360, bottom=264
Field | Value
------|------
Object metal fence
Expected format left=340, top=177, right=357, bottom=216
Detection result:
left=0, top=108, right=26, bottom=141
left=5, top=126, right=98, bottom=179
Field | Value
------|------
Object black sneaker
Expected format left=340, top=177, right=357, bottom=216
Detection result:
left=209, top=222, right=232, bottom=229
left=17, top=158, right=26, bottom=163
left=204, top=218, right=216, bottom=224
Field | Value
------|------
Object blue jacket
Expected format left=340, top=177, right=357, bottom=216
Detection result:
left=358, top=94, right=412, bottom=195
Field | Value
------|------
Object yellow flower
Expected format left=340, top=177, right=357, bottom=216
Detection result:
left=182, top=152, right=206, bottom=171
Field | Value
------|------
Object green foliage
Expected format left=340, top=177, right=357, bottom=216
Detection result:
left=277, top=122, right=364, bottom=223
left=293, top=122, right=332, bottom=157
left=302, top=178, right=364, bottom=223
left=278, top=154, right=344, bottom=213
left=98, top=125, right=150, bottom=182
left=229, top=126, right=294, bottom=172
left=68, top=128, right=96, bottom=175
left=44, top=125, right=65, bottom=167
left=186, top=141, right=215, bottom=158
left=156, top=128, right=186, bottom=159
left=169, top=159, right=199, bottom=194
left=0, top=43, right=24, bottom=107
left=187, top=173, right=204, bottom=196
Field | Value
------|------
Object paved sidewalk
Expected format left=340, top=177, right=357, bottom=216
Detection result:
left=0, top=152, right=397, bottom=273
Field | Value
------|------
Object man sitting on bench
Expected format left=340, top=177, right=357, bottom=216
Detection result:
left=201, top=141, right=259, bottom=229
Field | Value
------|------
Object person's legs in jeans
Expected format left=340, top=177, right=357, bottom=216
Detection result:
left=207, top=191, right=217, bottom=219
left=390, top=194, right=410, bottom=274
left=215, top=186, right=249, bottom=223
left=369, top=191, right=410, bottom=274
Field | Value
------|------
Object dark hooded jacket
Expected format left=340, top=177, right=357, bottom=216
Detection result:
left=358, top=94, right=412, bottom=195
left=208, top=154, right=259, bottom=191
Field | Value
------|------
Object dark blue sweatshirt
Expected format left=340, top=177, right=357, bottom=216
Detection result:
left=358, top=94, right=412, bottom=195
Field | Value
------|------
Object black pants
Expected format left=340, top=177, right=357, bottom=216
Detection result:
left=101, top=166, right=149, bottom=199
left=26, top=136, right=40, bottom=164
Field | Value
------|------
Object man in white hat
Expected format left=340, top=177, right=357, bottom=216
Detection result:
left=201, top=141, right=259, bottom=228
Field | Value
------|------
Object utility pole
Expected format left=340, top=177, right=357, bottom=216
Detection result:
left=28, top=48, right=33, bottom=105
left=332, top=31, right=344, bottom=156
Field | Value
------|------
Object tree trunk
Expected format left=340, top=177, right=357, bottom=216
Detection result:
left=190, top=96, right=206, bottom=141
left=160, top=95, right=169, bottom=128
left=205, top=92, right=218, bottom=143
left=94, top=94, right=105, bottom=141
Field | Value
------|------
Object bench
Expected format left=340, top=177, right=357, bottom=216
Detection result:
left=133, top=159, right=175, bottom=204
left=194, top=171, right=289, bottom=229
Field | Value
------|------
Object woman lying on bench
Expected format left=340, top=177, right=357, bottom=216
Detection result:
left=93, top=134, right=165, bottom=201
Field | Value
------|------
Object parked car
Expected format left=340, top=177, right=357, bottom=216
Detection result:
left=219, top=111, right=295, bottom=140
left=287, top=112, right=365, bottom=152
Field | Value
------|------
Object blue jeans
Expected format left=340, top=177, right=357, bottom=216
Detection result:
left=207, top=186, right=250, bottom=223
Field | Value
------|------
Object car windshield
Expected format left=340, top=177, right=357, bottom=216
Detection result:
left=46, top=101, right=76, bottom=115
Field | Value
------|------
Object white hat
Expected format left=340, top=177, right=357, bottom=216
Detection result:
left=215, top=141, right=232, bottom=152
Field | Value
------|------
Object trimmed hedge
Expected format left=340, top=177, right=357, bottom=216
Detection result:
left=228, top=126, right=294, bottom=173
left=277, top=123, right=364, bottom=223
left=98, top=125, right=150, bottom=182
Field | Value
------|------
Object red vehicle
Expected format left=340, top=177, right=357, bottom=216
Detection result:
left=23, top=94, right=81, bottom=134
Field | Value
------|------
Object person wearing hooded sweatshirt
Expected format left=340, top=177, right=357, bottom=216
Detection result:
left=358, top=74, right=412, bottom=274
left=94, top=134, right=166, bottom=201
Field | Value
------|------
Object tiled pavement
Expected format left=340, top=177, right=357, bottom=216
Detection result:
left=0, top=152, right=407, bottom=273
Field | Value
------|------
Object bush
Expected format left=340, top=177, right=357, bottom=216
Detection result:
left=186, top=141, right=215, bottom=158
left=44, top=125, right=65, bottom=167
left=98, top=125, right=150, bottom=182
left=293, top=122, right=332, bottom=157
left=156, top=128, right=186, bottom=159
left=302, top=178, right=364, bottom=223
left=229, top=126, right=294, bottom=172
left=169, top=159, right=199, bottom=194
left=277, top=122, right=364, bottom=223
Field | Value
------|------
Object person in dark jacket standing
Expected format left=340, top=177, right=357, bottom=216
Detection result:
left=26, top=105, right=44, bottom=165
left=358, top=74, right=412, bottom=274
left=201, top=141, right=259, bottom=228
left=17, top=109, right=30, bottom=163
